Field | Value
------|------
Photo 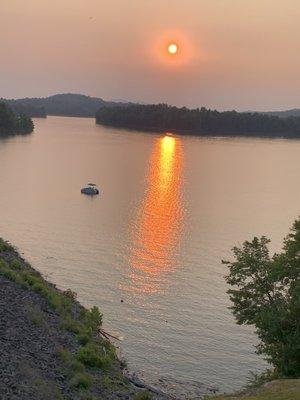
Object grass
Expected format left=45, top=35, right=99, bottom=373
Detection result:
left=0, top=238, right=10, bottom=252
left=69, top=373, right=93, bottom=389
left=0, top=238, right=120, bottom=398
left=210, top=379, right=300, bottom=400
left=26, top=304, right=46, bottom=326
left=133, top=392, right=153, bottom=400
left=33, top=378, right=64, bottom=400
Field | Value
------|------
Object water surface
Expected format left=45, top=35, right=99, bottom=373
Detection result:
left=1, top=117, right=299, bottom=393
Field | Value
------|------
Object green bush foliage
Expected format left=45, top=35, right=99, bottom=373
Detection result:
left=133, top=392, right=153, bottom=400
left=0, top=239, right=11, bottom=252
left=69, top=373, right=93, bottom=389
left=76, top=342, right=115, bottom=370
left=0, top=102, right=34, bottom=136
left=224, top=219, right=300, bottom=377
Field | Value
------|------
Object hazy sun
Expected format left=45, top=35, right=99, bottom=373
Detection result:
left=168, top=43, right=178, bottom=55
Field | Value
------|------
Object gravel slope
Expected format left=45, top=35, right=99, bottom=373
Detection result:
left=0, top=243, right=153, bottom=400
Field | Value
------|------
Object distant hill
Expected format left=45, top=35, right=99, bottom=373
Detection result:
left=3, top=93, right=131, bottom=118
left=263, top=109, right=300, bottom=118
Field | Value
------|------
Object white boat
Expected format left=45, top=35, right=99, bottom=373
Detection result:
left=81, top=183, right=99, bottom=195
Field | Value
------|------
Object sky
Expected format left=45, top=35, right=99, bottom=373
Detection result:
left=1, top=0, right=300, bottom=111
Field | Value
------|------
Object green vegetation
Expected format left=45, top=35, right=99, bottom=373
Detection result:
left=0, top=238, right=121, bottom=398
left=26, top=304, right=46, bottom=326
left=32, top=377, right=64, bottom=400
left=6, top=92, right=300, bottom=131
left=0, top=102, right=34, bottom=136
left=69, top=373, right=93, bottom=389
left=6, top=101, right=47, bottom=118
left=223, top=219, right=300, bottom=378
left=96, top=103, right=300, bottom=137
left=211, top=379, right=300, bottom=400
left=133, top=392, right=153, bottom=400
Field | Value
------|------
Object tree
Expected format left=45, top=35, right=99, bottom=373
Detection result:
left=0, top=102, right=16, bottom=134
left=0, top=102, right=34, bottom=136
left=223, top=220, right=300, bottom=377
left=16, top=113, right=34, bottom=133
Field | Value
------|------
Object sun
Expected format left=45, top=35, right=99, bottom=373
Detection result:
left=167, top=43, right=178, bottom=55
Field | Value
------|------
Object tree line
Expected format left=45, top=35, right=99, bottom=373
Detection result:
left=6, top=101, right=46, bottom=118
left=0, top=102, right=34, bottom=137
left=96, top=103, right=300, bottom=137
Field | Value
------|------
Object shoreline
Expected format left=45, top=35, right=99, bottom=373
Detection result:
left=0, top=237, right=222, bottom=400
left=95, top=120, right=300, bottom=140
left=1, top=237, right=298, bottom=400
left=0, top=238, right=166, bottom=400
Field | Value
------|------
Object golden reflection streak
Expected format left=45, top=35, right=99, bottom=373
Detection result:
left=124, top=135, right=183, bottom=294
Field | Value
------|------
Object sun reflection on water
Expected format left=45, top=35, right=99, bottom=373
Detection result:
left=124, top=135, right=184, bottom=295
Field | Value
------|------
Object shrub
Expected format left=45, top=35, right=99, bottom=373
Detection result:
left=133, top=392, right=153, bottom=400
left=10, top=259, right=22, bottom=270
left=68, top=359, right=85, bottom=373
left=27, top=305, right=45, bottom=326
left=0, top=263, right=19, bottom=282
left=69, top=373, right=92, bottom=389
left=56, top=348, right=71, bottom=363
left=0, top=239, right=10, bottom=252
left=78, top=332, right=92, bottom=345
left=81, top=306, right=103, bottom=331
left=76, top=344, right=108, bottom=369
left=62, top=317, right=82, bottom=334
left=32, top=282, right=50, bottom=297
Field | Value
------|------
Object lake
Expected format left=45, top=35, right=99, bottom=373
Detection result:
left=1, top=116, right=299, bottom=395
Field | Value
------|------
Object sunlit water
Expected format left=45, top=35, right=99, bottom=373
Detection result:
left=1, top=117, right=300, bottom=394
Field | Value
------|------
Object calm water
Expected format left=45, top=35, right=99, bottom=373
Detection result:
left=1, top=117, right=300, bottom=394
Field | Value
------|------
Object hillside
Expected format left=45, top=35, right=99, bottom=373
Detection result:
left=3, top=94, right=130, bottom=118
left=264, top=109, right=300, bottom=118
left=0, top=238, right=163, bottom=400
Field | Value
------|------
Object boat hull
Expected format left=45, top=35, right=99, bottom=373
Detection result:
left=81, top=187, right=99, bottom=195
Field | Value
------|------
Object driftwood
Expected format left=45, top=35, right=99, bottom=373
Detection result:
left=123, top=371, right=171, bottom=398
left=97, top=327, right=122, bottom=341
left=97, top=327, right=170, bottom=398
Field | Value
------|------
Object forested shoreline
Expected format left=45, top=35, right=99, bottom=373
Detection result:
left=0, top=102, right=34, bottom=136
left=4, top=100, right=47, bottom=118
left=96, top=103, right=300, bottom=137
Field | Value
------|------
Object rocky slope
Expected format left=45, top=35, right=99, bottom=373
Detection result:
left=0, top=238, right=156, bottom=400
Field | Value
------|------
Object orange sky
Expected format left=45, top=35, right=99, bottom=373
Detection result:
left=1, top=0, right=300, bottom=110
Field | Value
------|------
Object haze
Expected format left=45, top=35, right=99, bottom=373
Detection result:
left=1, top=0, right=300, bottom=111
